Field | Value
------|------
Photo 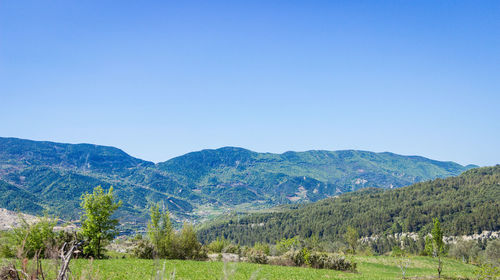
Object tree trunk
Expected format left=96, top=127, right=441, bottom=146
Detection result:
left=437, top=256, right=442, bottom=279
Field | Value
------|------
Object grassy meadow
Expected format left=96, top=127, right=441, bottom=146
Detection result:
left=62, top=256, right=477, bottom=280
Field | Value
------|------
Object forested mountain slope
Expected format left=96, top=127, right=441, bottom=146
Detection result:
left=157, top=147, right=475, bottom=204
left=0, top=137, right=476, bottom=226
left=197, top=165, right=500, bottom=245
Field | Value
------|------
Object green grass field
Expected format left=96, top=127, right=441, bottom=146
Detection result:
left=64, top=256, right=477, bottom=280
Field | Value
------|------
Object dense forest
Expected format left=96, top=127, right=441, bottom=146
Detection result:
left=197, top=165, right=500, bottom=245
left=0, top=137, right=475, bottom=225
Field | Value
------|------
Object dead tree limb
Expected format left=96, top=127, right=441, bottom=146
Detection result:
left=56, top=242, right=78, bottom=280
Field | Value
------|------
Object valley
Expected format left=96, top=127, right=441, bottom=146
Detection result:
left=0, top=137, right=477, bottom=230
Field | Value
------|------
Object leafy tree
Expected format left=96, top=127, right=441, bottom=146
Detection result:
left=177, top=223, right=203, bottom=260
left=431, top=218, right=444, bottom=278
left=448, top=240, right=481, bottom=263
left=147, top=203, right=173, bottom=258
left=80, top=185, right=122, bottom=258
left=344, top=226, right=359, bottom=254
left=276, top=236, right=300, bottom=254
left=423, top=235, right=434, bottom=256
left=484, top=239, right=500, bottom=266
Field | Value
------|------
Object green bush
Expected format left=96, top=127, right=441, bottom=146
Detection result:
left=283, top=249, right=356, bottom=271
left=276, top=236, right=300, bottom=255
left=10, top=216, right=57, bottom=258
left=247, top=249, right=268, bottom=264
left=207, top=237, right=231, bottom=253
left=176, top=223, right=206, bottom=260
left=484, top=239, right=500, bottom=266
left=253, top=242, right=270, bottom=256
left=307, top=252, right=356, bottom=271
left=223, top=243, right=241, bottom=254
left=131, top=239, right=154, bottom=259
left=285, top=248, right=310, bottom=267
left=448, top=240, right=481, bottom=263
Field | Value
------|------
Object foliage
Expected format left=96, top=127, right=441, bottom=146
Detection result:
left=0, top=137, right=475, bottom=226
left=131, top=239, right=154, bottom=259
left=431, top=218, right=444, bottom=278
left=307, top=252, right=356, bottom=271
left=276, top=236, right=300, bottom=255
left=176, top=223, right=205, bottom=260
left=475, top=263, right=500, bottom=280
left=448, top=240, right=481, bottom=263
left=137, top=216, right=206, bottom=261
left=285, top=248, right=311, bottom=267
left=423, top=235, right=433, bottom=256
left=147, top=203, right=174, bottom=258
left=8, top=215, right=57, bottom=258
left=484, top=239, right=500, bottom=266
left=206, top=237, right=231, bottom=253
left=80, top=185, right=122, bottom=258
left=198, top=166, right=500, bottom=245
left=246, top=249, right=268, bottom=264
left=344, top=226, right=359, bottom=254
left=253, top=242, right=270, bottom=256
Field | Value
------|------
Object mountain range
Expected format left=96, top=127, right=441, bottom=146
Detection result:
left=0, top=137, right=477, bottom=227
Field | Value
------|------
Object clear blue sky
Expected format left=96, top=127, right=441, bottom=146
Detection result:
left=1, top=1, right=499, bottom=166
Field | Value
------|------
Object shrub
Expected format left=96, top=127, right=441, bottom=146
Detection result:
left=131, top=239, right=154, bottom=259
left=276, top=236, right=300, bottom=255
left=307, top=252, right=356, bottom=271
left=476, top=263, right=500, bottom=280
left=247, top=249, right=268, bottom=264
left=448, top=240, right=481, bottom=263
left=9, top=215, right=57, bottom=258
left=253, top=242, right=270, bottom=256
left=484, top=239, right=500, bottom=266
left=176, top=223, right=206, bottom=260
left=207, top=237, right=231, bottom=253
left=284, top=249, right=356, bottom=271
left=223, top=243, right=240, bottom=254
left=285, top=248, right=310, bottom=267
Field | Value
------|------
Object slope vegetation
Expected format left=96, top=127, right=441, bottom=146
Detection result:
left=197, top=165, right=500, bottom=244
left=0, top=137, right=476, bottom=225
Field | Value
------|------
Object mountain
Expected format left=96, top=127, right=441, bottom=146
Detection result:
left=197, top=165, right=500, bottom=245
left=0, top=137, right=193, bottom=226
left=0, top=137, right=477, bottom=227
left=158, top=147, right=474, bottom=205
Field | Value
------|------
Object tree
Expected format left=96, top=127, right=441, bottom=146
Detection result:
left=344, top=226, right=359, bottom=254
left=392, top=245, right=411, bottom=279
left=431, top=218, right=444, bottom=278
left=178, top=223, right=203, bottom=260
left=80, top=186, right=122, bottom=258
left=147, top=203, right=173, bottom=258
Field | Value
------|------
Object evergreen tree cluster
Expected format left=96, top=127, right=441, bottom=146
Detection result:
left=198, top=166, right=500, bottom=245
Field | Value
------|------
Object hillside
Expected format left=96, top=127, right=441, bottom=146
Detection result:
left=197, top=165, right=500, bottom=245
left=0, top=137, right=476, bottom=226
left=158, top=147, right=475, bottom=205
